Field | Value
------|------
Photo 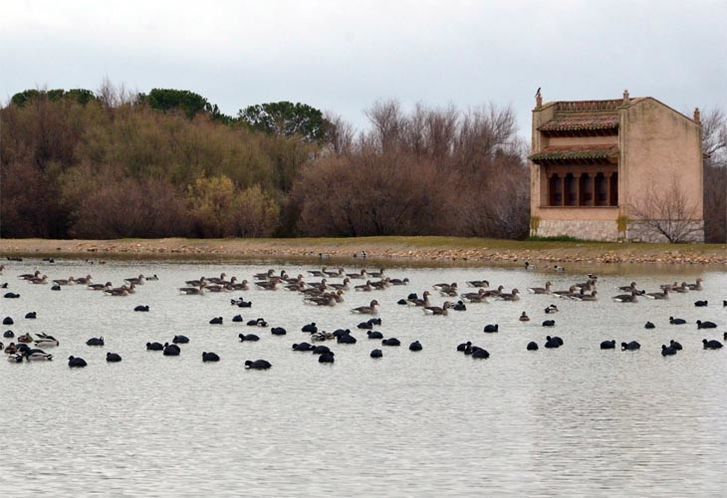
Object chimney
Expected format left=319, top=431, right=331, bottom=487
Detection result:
left=622, top=89, right=629, bottom=104
left=693, top=107, right=701, bottom=124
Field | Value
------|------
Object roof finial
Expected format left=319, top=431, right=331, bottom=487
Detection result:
left=623, top=89, right=629, bottom=104
left=535, top=87, right=542, bottom=108
left=693, top=107, right=701, bottom=124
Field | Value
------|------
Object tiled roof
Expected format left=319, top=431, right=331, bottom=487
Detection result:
left=539, top=115, right=619, bottom=132
left=553, top=99, right=628, bottom=112
left=529, top=144, right=619, bottom=163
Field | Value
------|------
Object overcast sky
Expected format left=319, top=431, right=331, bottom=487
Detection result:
left=2, top=0, right=726, bottom=137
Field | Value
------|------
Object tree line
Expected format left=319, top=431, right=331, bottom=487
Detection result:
left=1, top=84, right=724, bottom=242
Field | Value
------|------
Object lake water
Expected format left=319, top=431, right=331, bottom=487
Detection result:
left=1, top=258, right=726, bottom=497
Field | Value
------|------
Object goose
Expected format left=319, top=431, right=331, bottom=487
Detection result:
left=204, top=284, right=228, bottom=293
left=527, top=341, right=539, bottom=351
left=19, top=271, right=41, bottom=280
left=292, top=342, right=315, bottom=352
left=106, top=284, right=135, bottom=296
left=255, top=279, right=282, bottom=291
left=645, top=321, right=656, bottom=329
left=354, top=281, right=373, bottom=292
left=471, top=347, right=490, bottom=359
left=645, top=288, right=669, bottom=300
left=433, top=282, right=457, bottom=293
left=483, top=285, right=505, bottom=298
left=88, top=282, right=112, bottom=291
left=4, top=343, right=17, bottom=354
left=52, top=277, right=75, bottom=286
left=238, top=333, right=260, bottom=342
left=600, top=340, right=616, bottom=349
left=106, top=352, right=122, bottom=362
left=86, top=336, right=104, bottom=346
left=370, top=278, right=391, bottom=290
left=230, top=279, right=249, bottom=291
left=542, top=320, right=555, bottom=327
left=697, top=320, right=717, bottom=329
left=669, top=316, right=687, bottom=325
left=163, top=343, right=181, bottom=356
left=661, top=344, right=678, bottom=356
left=483, top=324, right=499, bottom=333
left=694, top=300, right=708, bottom=307
left=544, top=304, right=559, bottom=314
left=367, top=331, right=384, bottom=340
left=671, top=282, right=690, bottom=294
left=382, top=338, right=401, bottom=346
left=202, top=352, right=220, bottom=362
left=352, top=300, right=380, bottom=315
left=618, top=282, right=640, bottom=292
left=328, top=278, right=351, bottom=291
left=702, top=339, right=723, bottom=350
left=519, top=312, right=530, bottom=322
left=408, top=291, right=431, bottom=307
left=670, top=340, right=683, bottom=350
left=346, top=269, right=368, bottom=280
left=453, top=301, right=467, bottom=311
left=173, top=335, right=190, bottom=344
left=68, top=356, right=87, bottom=367
left=146, top=342, right=164, bottom=351
left=305, top=294, right=337, bottom=307
left=124, top=274, right=145, bottom=285
left=390, top=278, right=409, bottom=286
left=245, top=359, right=272, bottom=369
left=370, top=349, right=383, bottom=358
left=612, top=290, right=639, bottom=303
left=318, top=352, right=335, bottom=363
left=29, top=275, right=48, bottom=284
left=687, top=278, right=704, bottom=291
left=34, top=333, right=59, bottom=347
left=498, top=289, right=520, bottom=301
left=368, top=268, right=385, bottom=278
left=206, top=273, right=228, bottom=285
left=423, top=301, right=451, bottom=316
left=621, top=341, right=641, bottom=351
left=307, top=268, right=325, bottom=277
left=466, top=279, right=490, bottom=288
left=185, top=277, right=206, bottom=287
left=179, top=286, right=205, bottom=295
left=409, top=340, right=423, bottom=351
left=573, top=290, right=598, bottom=302
left=527, top=282, right=552, bottom=294
left=323, top=267, right=344, bottom=277
left=553, top=286, right=577, bottom=299
left=461, top=288, right=488, bottom=303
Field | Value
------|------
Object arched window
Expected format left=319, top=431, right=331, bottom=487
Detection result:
left=549, top=174, right=562, bottom=206
left=595, top=173, right=608, bottom=206
left=609, top=172, right=618, bottom=206
left=579, top=173, right=592, bottom=206
left=564, top=173, right=577, bottom=206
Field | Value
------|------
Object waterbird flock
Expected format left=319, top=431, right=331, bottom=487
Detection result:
left=1, top=259, right=726, bottom=368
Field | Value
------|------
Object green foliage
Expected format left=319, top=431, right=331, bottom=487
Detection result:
left=238, top=101, right=330, bottom=142
left=139, top=88, right=212, bottom=119
left=11, top=88, right=96, bottom=106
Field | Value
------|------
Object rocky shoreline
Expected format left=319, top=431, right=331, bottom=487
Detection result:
left=1, top=238, right=726, bottom=267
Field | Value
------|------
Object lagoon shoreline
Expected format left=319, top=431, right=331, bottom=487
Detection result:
left=1, top=237, right=726, bottom=267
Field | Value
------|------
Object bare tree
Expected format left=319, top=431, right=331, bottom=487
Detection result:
left=629, top=177, right=703, bottom=243
left=701, top=108, right=727, bottom=242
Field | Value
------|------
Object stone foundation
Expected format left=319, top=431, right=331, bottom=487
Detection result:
left=626, top=221, right=705, bottom=243
left=532, top=220, right=620, bottom=241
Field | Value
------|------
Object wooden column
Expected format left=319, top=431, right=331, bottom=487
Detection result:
left=606, top=172, right=612, bottom=207
left=574, top=173, right=581, bottom=206
left=561, top=175, right=566, bottom=206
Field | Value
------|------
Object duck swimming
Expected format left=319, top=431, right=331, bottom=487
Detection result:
left=351, top=300, right=380, bottom=315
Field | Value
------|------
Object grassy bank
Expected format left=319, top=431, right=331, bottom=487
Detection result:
left=1, top=237, right=726, bottom=266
